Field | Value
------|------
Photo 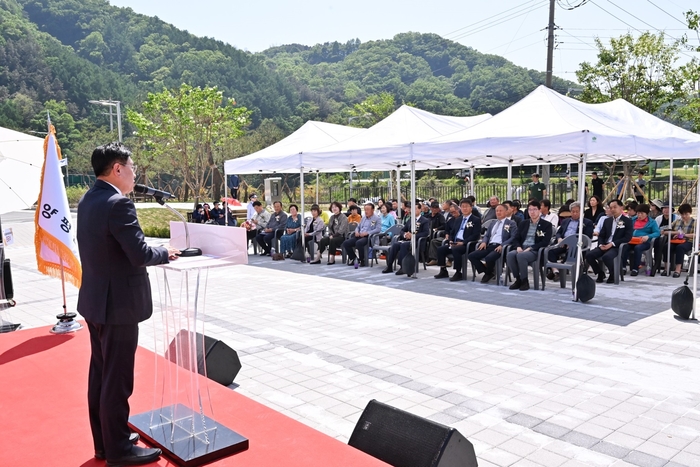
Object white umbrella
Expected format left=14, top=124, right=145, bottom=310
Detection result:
left=0, top=126, right=44, bottom=215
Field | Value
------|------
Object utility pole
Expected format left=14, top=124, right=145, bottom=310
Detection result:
left=542, top=0, right=556, bottom=186
left=545, top=0, right=556, bottom=88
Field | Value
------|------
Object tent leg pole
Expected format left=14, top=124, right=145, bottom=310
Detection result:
left=300, top=168, right=305, bottom=261
left=573, top=155, right=587, bottom=301
left=224, top=168, right=229, bottom=226
left=410, top=154, right=417, bottom=278
left=470, top=167, right=475, bottom=197
left=668, top=161, right=674, bottom=276
left=692, top=156, right=700, bottom=320
left=315, top=172, right=319, bottom=205
left=507, top=161, right=512, bottom=200
left=396, top=167, right=401, bottom=203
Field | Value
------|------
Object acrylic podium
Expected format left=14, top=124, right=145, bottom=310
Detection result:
left=129, top=222, right=248, bottom=467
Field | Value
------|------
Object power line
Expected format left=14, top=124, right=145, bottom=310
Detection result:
left=485, top=30, right=543, bottom=53
left=645, top=0, right=690, bottom=27
left=443, top=0, right=543, bottom=38
left=448, top=1, right=550, bottom=42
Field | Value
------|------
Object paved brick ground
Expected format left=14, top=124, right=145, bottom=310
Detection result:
left=2, top=213, right=700, bottom=467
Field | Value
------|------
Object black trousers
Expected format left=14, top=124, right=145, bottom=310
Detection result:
left=387, top=241, right=413, bottom=268
left=468, top=244, right=501, bottom=274
left=255, top=231, right=278, bottom=254
left=318, top=235, right=344, bottom=256
left=342, top=236, right=369, bottom=262
left=437, top=243, right=468, bottom=273
left=547, top=245, right=567, bottom=264
left=87, top=321, right=139, bottom=459
left=586, top=245, right=621, bottom=276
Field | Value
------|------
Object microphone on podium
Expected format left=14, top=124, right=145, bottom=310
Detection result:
left=133, top=184, right=174, bottom=200
left=133, top=184, right=202, bottom=257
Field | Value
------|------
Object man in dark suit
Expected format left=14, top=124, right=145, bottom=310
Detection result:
left=469, top=204, right=518, bottom=283
left=382, top=202, right=431, bottom=275
left=507, top=199, right=553, bottom=291
left=434, top=198, right=482, bottom=281
left=586, top=199, right=633, bottom=283
left=77, top=143, right=179, bottom=466
left=547, top=202, right=594, bottom=281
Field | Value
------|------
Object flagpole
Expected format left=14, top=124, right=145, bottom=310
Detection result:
left=44, top=112, right=82, bottom=334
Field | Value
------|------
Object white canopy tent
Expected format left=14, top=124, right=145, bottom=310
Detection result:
left=0, top=126, right=44, bottom=215
left=224, top=120, right=366, bottom=175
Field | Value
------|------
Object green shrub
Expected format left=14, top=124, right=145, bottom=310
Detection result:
left=66, top=185, right=89, bottom=207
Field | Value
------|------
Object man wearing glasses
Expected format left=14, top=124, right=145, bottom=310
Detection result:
left=77, top=142, right=179, bottom=466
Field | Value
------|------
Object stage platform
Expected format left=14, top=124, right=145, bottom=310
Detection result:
left=0, top=325, right=389, bottom=467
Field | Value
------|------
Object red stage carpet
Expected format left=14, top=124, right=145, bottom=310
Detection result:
left=0, top=325, right=388, bottom=467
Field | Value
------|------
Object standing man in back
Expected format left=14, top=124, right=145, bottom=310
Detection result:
left=77, top=142, right=179, bottom=466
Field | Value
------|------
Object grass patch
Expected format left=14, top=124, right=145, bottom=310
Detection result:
left=137, top=208, right=190, bottom=238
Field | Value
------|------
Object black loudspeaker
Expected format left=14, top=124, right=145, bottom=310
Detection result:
left=166, top=330, right=242, bottom=386
left=3, top=259, right=13, bottom=300
left=348, top=400, right=478, bottom=467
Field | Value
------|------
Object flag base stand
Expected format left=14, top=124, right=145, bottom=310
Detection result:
left=178, top=247, right=202, bottom=257
left=50, top=312, right=82, bottom=334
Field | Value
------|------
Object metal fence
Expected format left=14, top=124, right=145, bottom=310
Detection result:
left=323, top=180, right=697, bottom=207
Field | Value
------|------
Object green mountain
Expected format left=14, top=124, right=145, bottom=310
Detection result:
left=261, top=33, right=573, bottom=119
left=0, top=0, right=576, bottom=161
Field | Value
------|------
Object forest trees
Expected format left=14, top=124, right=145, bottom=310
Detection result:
left=127, top=84, right=251, bottom=201
left=576, top=31, right=700, bottom=131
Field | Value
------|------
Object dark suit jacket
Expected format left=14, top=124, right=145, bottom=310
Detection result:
left=597, top=215, right=633, bottom=247
left=482, top=218, right=518, bottom=246
left=450, top=214, right=482, bottom=244
left=77, top=180, right=169, bottom=325
left=399, top=215, right=431, bottom=241
left=557, top=217, right=594, bottom=240
left=513, top=217, right=553, bottom=251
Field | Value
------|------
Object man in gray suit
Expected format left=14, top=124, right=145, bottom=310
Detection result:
left=77, top=142, right=179, bottom=466
left=468, top=204, right=518, bottom=283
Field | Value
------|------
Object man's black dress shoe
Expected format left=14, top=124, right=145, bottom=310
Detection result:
left=596, top=273, right=606, bottom=283
left=509, top=279, right=522, bottom=290
left=434, top=268, right=449, bottom=279
left=106, top=445, right=162, bottom=466
left=449, top=272, right=463, bottom=282
left=395, top=268, right=406, bottom=276
left=519, top=280, right=530, bottom=291
left=606, top=277, right=615, bottom=284
left=546, top=270, right=555, bottom=280
left=382, top=266, right=393, bottom=274
left=480, top=273, right=494, bottom=283
left=95, top=433, right=140, bottom=460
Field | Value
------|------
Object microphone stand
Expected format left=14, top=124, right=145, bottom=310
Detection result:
left=156, top=196, right=202, bottom=257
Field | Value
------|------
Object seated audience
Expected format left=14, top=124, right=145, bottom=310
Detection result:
left=382, top=202, right=431, bottom=275
left=192, top=204, right=203, bottom=223
left=246, top=201, right=271, bottom=245
left=584, top=195, right=604, bottom=224
left=506, top=200, right=553, bottom=291
left=428, top=202, right=458, bottom=265
left=246, top=193, right=258, bottom=221
left=318, top=202, right=349, bottom=264
left=201, top=203, right=215, bottom=223
left=469, top=204, right=518, bottom=283
left=211, top=201, right=226, bottom=225
left=342, top=203, right=381, bottom=267
left=547, top=202, right=594, bottom=281
left=585, top=199, right=633, bottom=283
left=279, top=204, right=302, bottom=258
left=378, top=203, right=397, bottom=233
left=401, top=201, right=412, bottom=224
left=434, top=198, right=482, bottom=281
left=481, top=196, right=500, bottom=223
left=649, top=199, right=663, bottom=219
left=662, top=203, right=695, bottom=278
left=346, top=198, right=362, bottom=217
left=427, top=201, right=446, bottom=234
left=466, top=196, right=481, bottom=218
left=540, top=199, right=559, bottom=230
left=305, top=204, right=327, bottom=263
left=627, top=203, right=660, bottom=276
left=593, top=204, right=611, bottom=236
left=256, top=201, right=288, bottom=255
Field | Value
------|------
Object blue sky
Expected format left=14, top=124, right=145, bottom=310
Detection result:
left=109, top=0, right=699, bottom=82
